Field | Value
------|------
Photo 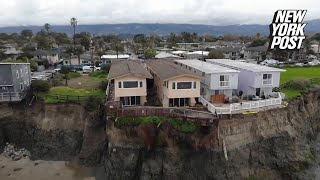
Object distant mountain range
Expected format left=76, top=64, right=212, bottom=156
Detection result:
left=0, top=19, right=319, bottom=36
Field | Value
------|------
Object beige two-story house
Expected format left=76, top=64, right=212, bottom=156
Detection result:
left=146, top=61, right=202, bottom=107
left=108, top=61, right=153, bottom=106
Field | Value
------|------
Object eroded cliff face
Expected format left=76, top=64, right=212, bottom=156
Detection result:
left=1, top=90, right=320, bottom=179
left=104, top=90, right=320, bottom=180
left=0, top=101, right=106, bottom=163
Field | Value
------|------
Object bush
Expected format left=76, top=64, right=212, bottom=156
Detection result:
left=31, top=80, right=51, bottom=92
left=68, top=72, right=82, bottom=79
left=100, top=64, right=111, bottom=72
left=89, top=70, right=107, bottom=78
left=99, top=80, right=108, bottom=90
left=283, top=78, right=311, bottom=90
left=84, top=96, right=104, bottom=111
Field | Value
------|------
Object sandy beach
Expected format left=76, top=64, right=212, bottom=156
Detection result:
left=0, top=154, right=96, bottom=180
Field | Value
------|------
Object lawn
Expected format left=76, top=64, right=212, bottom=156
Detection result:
left=41, top=86, right=105, bottom=103
left=116, top=116, right=199, bottom=133
left=280, top=66, right=320, bottom=99
left=280, top=66, right=320, bottom=84
left=281, top=88, right=301, bottom=100
left=67, top=75, right=106, bottom=89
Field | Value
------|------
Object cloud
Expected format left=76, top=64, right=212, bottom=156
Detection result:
left=0, top=0, right=319, bottom=26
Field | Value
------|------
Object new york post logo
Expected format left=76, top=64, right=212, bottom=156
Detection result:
left=269, top=10, right=307, bottom=50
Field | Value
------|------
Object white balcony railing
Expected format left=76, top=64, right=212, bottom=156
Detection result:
left=200, top=92, right=283, bottom=115
left=219, top=81, right=230, bottom=87
left=262, top=79, right=272, bottom=85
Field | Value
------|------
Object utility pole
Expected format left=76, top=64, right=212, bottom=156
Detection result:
left=90, top=39, right=95, bottom=72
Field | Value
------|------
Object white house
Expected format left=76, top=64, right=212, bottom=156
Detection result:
left=175, top=60, right=239, bottom=103
left=101, top=54, right=130, bottom=64
left=207, top=59, right=286, bottom=98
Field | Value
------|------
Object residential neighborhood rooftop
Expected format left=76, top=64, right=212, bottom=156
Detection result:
left=207, top=59, right=286, bottom=73
left=0, top=63, right=30, bottom=65
left=175, top=60, right=240, bottom=74
left=146, top=60, right=202, bottom=80
left=108, top=60, right=153, bottom=80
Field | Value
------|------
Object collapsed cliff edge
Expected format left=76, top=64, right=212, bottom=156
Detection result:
left=1, top=89, right=320, bottom=180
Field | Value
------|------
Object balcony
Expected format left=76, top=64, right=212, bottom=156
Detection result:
left=219, top=81, right=230, bottom=87
left=0, top=92, right=26, bottom=102
left=262, top=80, right=272, bottom=86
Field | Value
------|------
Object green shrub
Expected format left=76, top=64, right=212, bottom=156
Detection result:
left=89, top=70, right=107, bottom=78
left=100, top=64, right=111, bottom=72
left=283, top=78, right=311, bottom=90
left=84, top=96, right=104, bottom=111
left=67, top=72, right=82, bottom=79
left=99, top=80, right=108, bottom=90
left=31, top=80, right=51, bottom=92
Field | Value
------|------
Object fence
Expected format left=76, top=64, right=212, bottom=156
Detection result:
left=199, top=92, right=283, bottom=115
left=116, top=106, right=217, bottom=126
left=45, top=94, right=105, bottom=103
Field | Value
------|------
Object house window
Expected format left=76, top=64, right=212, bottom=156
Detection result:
left=166, top=81, right=168, bottom=88
left=172, top=82, right=176, bottom=89
left=163, top=81, right=166, bottom=86
left=177, top=82, right=192, bottom=89
left=189, top=67, right=191, bottom=70
left=20, top=83, right=24, bottom=91
left=140, top=81, right=143, bottom=88
left=120, top=96, right=141, bottom=106
left=123, top=81, right=138, bottom=88
left=219, top=75, right=230, bottom=87
left=193, top=82, right=197, bottom=89
left=263, top=74, right=272, bottom=85
left=118, top=82, right=122, bottom=88
left=16, top=70, right=19, bottom=78
left=20, top=69, right=23, bottom=77
left=25, top=67, right=28, bottom=74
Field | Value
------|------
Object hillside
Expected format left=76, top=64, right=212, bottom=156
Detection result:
left=0, top=19, right=319, bottom=36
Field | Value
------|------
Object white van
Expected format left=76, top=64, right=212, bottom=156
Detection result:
left=82, top=66, right=93, bottom=73
left=260, top=59, right=279, bottom=66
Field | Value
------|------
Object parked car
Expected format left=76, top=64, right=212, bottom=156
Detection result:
left=260, top=59, right=279, bottom=66
left=82, top=66, right=93, bottom=73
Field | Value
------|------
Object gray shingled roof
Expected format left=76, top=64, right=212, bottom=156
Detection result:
left=245, top=46, right=268, bottom=52
left=108, top=60, right=153, bottom=80
left=146, top=60, right=202, bottom=81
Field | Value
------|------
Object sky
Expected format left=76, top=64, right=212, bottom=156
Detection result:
left=0, top=0, right=319, bottom=27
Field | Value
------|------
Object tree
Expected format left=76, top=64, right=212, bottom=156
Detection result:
left=74, top=32, right=91, bottom=50
left=20, top=29, right=33, bottom=40
left=111, top=41, right=124, bottom=60
left=52, top=32, right=71, bottom=46
left=208, top=50, right=224, bottom=59
left=249, top=38, right=268, bottom=47
left=144, top=48, right=156, bottom=59
left=44, top=23, right=51, bottom=33
left=70, top=17, right=77, bottom=45
left=73, top=46, right=85, bottom=65
left=60, top=66, right=72, bottom=86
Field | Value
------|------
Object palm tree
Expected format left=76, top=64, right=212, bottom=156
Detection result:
left=111, top=41, right=124, bottom=60
left=70, top=17, right=77, bottom=46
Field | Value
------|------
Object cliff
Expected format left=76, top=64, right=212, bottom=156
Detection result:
left=0, top=89, right=320, bottom=179
left=104, top=89, right=320, bottom=179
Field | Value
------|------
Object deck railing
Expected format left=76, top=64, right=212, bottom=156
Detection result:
left=199, top=92, right=283, bottom=115
left=0, top=92, right=26, bottom=102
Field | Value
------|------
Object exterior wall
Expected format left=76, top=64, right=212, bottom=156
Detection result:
left=10, top=64, right=32, bottom=93
left=64, top=57, right=90, bottom=65
left=0, top=64, right=14, bottom=93
left=210, top=73, right=238, bottom=90
left=114, top=75, right=147, bottom=98
left=0, top=64, right=31, bottom=93
left=165, top=76, right=200, bottom=99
